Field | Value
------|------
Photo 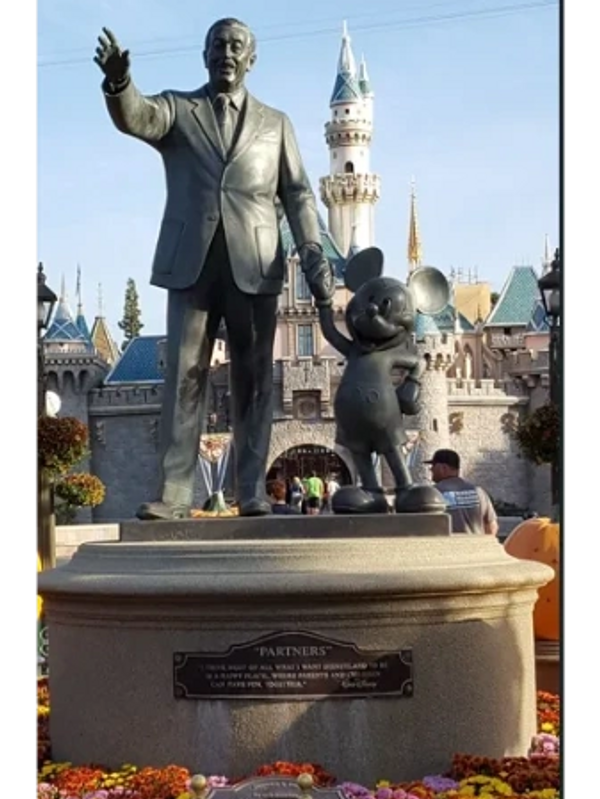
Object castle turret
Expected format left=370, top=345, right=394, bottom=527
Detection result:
left=403, top=188, right=454, bottom=481
left=410, top=317, right=454, bottom=483
left=319, top=22, right=381, bottom=256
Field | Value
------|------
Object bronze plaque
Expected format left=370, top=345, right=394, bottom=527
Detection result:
left=205, top=776, right=345, bottom=799
left=174, top=630, right=413, bottom=700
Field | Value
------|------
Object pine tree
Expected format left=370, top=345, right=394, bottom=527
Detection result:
left=118, top=278, right=144, bottom=349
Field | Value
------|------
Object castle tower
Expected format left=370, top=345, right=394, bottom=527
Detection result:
left=410, top=322, right=454, bottom=483
left=319, top=22, right=381, bottom=256
left=403, top=188, right=454, bottom=482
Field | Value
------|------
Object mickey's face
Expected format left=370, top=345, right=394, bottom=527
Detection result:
left=347, top=277, right=414, bottom=346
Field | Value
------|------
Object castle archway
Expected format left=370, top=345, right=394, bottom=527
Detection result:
left=267, top=444, right=352, bottom=485
left=267, top=420, right=354, bottom=484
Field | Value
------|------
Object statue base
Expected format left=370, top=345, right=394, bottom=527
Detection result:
left=39, top=516, right=553, bottom=784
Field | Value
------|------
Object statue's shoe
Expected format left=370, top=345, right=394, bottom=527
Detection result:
left=239, top=498, right=272, bottom=517
left=332, top=486, right=389, bottom=514
left=395, top=484, right=447, bottom=514
left=136, top=501, right=191, bottom=521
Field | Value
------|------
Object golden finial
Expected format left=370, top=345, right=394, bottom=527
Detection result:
left=298, top=773, right=314, bottom=797
left=407, top=178, right=423, bottom=273
left=189, top=774, right=208, bottom=799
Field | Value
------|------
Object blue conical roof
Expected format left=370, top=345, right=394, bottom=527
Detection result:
left=76, top=312, right=91, bottom=339
left=45, top=280, right=93, bottom=350
left=330, top=23, right=362, bottom=106
left=415, top=312, right=442, bottom=340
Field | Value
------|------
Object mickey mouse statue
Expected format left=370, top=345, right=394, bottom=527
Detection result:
left=318, top=247, right=450, bottom=515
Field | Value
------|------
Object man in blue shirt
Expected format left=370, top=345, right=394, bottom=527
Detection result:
left=424, top=449, right=499, bottom=535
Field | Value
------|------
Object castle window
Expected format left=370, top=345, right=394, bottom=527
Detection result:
left=296, top=264, right=311, bottom=301
left=432, top=419, right=438, bottom=432
left=344, top=161, right=354, bottom=174
left=297, top=324, right=314, bottom=357
left=345, top=108, right=350, bottom=114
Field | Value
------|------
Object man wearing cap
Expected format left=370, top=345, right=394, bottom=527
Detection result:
left=424, top=449, right=498, bottom=535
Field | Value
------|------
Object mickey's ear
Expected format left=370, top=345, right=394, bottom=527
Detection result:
left=408, top=266, right=450, bottom=315
left=344, top=247, right=384, bottom=292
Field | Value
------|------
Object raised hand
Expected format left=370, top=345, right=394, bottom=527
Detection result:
left=93, top=27, right=130, bottom=86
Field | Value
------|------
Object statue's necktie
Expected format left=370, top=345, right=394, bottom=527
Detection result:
left=214, top=93, right=234, bottom=155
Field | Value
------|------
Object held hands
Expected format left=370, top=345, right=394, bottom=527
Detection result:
left=300, top=244, right=336, bottom=308
left=94, top=27, right=130, bottom=88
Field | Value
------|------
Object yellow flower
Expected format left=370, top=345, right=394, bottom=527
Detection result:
left=376, top=781, right=391, bottom=789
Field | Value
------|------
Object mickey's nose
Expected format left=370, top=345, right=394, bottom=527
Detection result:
left=366, top=303, right=379, bottom=318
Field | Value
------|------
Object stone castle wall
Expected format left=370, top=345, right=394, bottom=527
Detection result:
left=85, top=382, right=547, bottom=521
left=58, top=354, right=552, bottom=522
left=445, top=378, right=532, bottom=510
left=88, top=386, right=162, bottom=521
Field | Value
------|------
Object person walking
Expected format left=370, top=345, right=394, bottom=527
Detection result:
left=305, top=471, right=324, bottom=515
left=267, top=480, right=299, bottom=515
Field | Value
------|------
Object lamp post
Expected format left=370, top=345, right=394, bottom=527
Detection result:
left=538, top=248, right=561, bottom=510
left=38, top=262, right=57, bottom=570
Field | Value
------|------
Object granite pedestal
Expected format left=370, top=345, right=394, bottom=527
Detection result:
left=38, top=514, right=553, bottom=784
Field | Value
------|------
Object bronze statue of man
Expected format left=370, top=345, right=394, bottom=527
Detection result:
left=94, top=19, right=335, bottom=519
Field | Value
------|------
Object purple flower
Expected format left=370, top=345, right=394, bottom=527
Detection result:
left=375, top=788, right=393, bottom=799
left=422, top=775, right=459, bottom=791
left=339, top=782, right=373, bottom=799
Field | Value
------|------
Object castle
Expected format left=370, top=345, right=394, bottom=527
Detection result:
left=41, top=24, right=553, bottom=522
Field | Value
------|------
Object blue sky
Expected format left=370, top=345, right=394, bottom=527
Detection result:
left=38, top=0, right=559, bottom=338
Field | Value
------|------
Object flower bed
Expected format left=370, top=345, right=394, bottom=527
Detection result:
left=37, top=679, right=560, bottom=798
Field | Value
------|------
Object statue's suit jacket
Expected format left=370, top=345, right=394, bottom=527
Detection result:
left=104, top=81, right=321, bottom=294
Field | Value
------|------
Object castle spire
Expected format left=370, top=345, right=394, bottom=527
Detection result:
left=53, top=272, right=75, bottom=322
left=358, top=54, right=373, bottom=98
left=348, top=223, right=362, bottom=258
left=76, top=263, right=83, bottom=316
left=339, top=20, right=356, bottom=75
left=542, top=234, right=552, bottom=275
left=98, top=283, right=104, bottom=317
left=330, top=22, right=361, bottom=106
left=407, top=179, right=423, bottom=273
left=91, top=281, right=119, bottom=365
left=74, top=264, right=91, bottom=340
